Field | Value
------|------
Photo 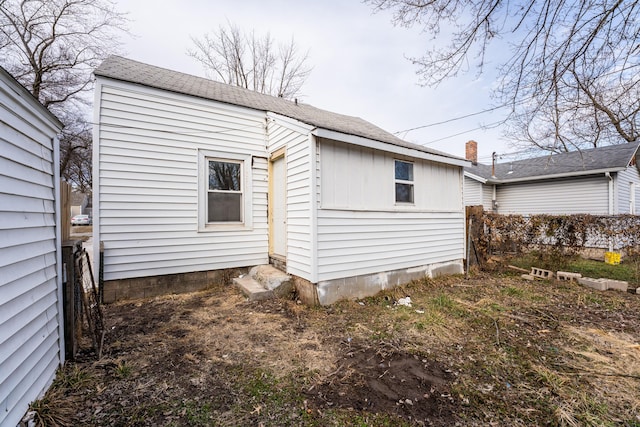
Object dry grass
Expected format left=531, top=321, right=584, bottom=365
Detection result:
left=34, top=270, right=640, bottom=426
left=70, top=225, right=92, bottom=233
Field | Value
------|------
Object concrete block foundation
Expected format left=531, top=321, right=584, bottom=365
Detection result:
left=314, top=260, right=464, bottom=306
left=103, top=267, right=247, bottom=303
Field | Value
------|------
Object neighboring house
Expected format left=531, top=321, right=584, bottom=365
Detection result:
left=0, top=67, right=64, bottom=425
left=70, top=190, right=90, bottom=217
left=93, top=56, right=469, bottom=306
left=463, top=140, right=640, bottom=215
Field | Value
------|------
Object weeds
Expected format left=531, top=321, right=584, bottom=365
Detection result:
left=554, top=402, right=580, bottom=427
left=501, top=286, right=524, bottom=297
left=113, top=361, right=132, bottom=379
left=53, top=365, right=92, bottom=390
left=179, top=400, right=213, bottom=425
left=534, top=365, right=568, bottom=394
left=510, top=253, right=639, bottom=286
left=29, top=388, right=75, bottom=427
left=430, top=293, right=454, bottom=309
left=43, top=274, right=640, bottom=426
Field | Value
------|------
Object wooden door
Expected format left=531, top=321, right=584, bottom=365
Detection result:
left=270, top=153, right=286, bottom=258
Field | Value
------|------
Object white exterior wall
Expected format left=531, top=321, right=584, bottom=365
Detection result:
left=0, top=72, right=63, bottom=426
left=320, top=139, right=461, bottom=210
left=496, top=175, right=609, bottom=215
left=317, top=139, right=464, bottom=281
left=616, top=167, right=640, bottom=214
left=482, top=184, right=494, bottom=210
left=266, top=115, right=314, bottom=280
left=94, top=79, right=269, bottom=281
left=463, top=176, right=483, bottom=206
left=463, top=176, right=493, bottom=211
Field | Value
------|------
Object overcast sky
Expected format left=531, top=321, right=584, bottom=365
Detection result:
left=114, top=0, right=512, bottom=163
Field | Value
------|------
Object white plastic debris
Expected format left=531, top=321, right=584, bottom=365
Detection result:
left=396, top=297, right=412, bottom=307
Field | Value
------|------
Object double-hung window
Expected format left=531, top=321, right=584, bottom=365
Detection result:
left=199, top=149, right=253, bottom=231
left=207, top=159, right=243, bottom=222
left=395, top=160, right=414, bottom=204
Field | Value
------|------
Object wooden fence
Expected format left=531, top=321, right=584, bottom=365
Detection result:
left=60, top=180, right=71, bottom=241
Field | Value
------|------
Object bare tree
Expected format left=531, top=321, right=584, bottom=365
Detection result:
left=367, top=0, right=640, bottom=152
left=189, top=23, right=311, bottom=99
left=0, top=0, right=128, bottom=191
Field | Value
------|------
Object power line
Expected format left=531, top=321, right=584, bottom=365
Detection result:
left=394, top=104, right=510, bottom=135
left=420, top=120, right=504, bottom=145
left=394, top=63, right=640, bottom=138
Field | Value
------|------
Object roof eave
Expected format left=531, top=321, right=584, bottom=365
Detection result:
left=494, top=166, right=628, bottom=184
left=1, top=67, right=63, bottom=130
left=312, top=128, right=470, bottom=167
left=463, top=170, right=488, bottom=184
left=626, top=143, right=640, bottom=164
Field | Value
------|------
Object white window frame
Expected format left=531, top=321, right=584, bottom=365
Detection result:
left=198, top=149, right=253, bottom=231
left=394, top=159, right=415, bottom=205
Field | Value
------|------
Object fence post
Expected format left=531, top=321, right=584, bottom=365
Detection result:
left=61, top=240, right=81, bottom=359
left=465, top=205, right=485, bottom=267
left=99, top=241, right=104, bottom=304
left=60, top=180, right=71, bottom=241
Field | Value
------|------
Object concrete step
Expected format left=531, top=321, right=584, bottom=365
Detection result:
left=233, top=275, right=274, bottom=301
left=233, top=264, right=293, bottom=301
left=250, top=265, right=292, bottom=297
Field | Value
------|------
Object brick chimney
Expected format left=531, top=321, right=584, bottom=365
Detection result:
left=465, top=140, right=478, bottom=164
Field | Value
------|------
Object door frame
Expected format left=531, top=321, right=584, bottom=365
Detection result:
left=268, top=147, right=286, bottom=258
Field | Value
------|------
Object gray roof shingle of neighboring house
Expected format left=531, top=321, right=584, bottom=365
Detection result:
left=94, top=56, right=463, bottom=162
left=466, top=142, right=640, bottom=183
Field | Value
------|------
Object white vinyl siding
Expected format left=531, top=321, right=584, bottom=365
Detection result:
left=0, top=71, right=63, bottom=427
left=463, top=176, right=482, bottom=206
left=496, top=175, right=609, bottom=215
left=317, top=139, right=464, bottom=282
left=616, top=167, right=640, bottom=214
left=266, top=115, right=314, bottom=280
left=482, top=184, right=494, bottom=210
left=320, top=139, right=462, bottom=211
left=316, top=211, right=464, bottom=281
left=95, top=80, right=268, bottom=281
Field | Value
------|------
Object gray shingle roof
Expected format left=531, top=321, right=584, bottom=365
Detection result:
left=94, top=56, right=463, bottom=162
left=466, top=142, right=640, bottom=183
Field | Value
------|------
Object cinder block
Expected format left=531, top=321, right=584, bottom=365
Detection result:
left=521, top=274, right=535, bottom=281
left=102, top=287, right=117, bottom=303
left=557, top=271, right=582, bottom=282
left=605, top=279, right=628, bottom=292
left=530, top=267, right=554, bottom=279
left=578, top=277, right=608, bottom=291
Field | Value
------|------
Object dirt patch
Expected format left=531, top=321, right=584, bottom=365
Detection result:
left=37, top=272, right=640, bottom=426
left=307, top=340, right=454, bottom=423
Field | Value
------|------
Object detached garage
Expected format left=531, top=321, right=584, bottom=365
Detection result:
left=0, top=66, right=64, bottom=426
